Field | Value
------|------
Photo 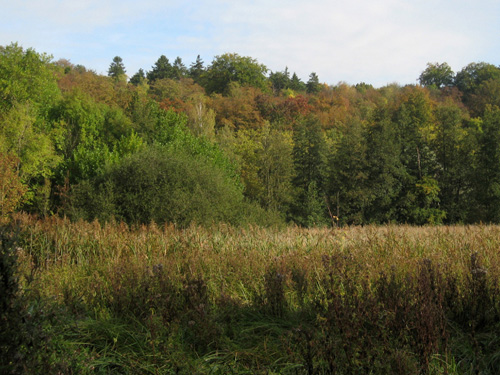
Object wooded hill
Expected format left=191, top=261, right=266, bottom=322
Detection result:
left=2, top=43, right=500, bottom=226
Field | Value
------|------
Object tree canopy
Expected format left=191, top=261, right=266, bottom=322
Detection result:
left=201, top=53, right=269, bottom=94
left=2, top=41, right=500, bottom=226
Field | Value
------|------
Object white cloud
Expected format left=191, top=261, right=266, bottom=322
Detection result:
left=1, top=0, right=498, bottom=86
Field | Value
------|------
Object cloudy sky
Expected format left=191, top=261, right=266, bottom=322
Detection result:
left=2, top=0, right=499, bottom=87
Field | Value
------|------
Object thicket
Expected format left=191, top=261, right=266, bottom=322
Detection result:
left=70, top=146, right=270, bottom=226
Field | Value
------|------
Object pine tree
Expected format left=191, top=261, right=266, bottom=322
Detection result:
left=147, top=55, right=173, bottom=83
left=172, top=57, right=187, bottom=79
left=189, top=55, right=205, bottom=83
left=306, top=72, right=320, bottom=94
left=129, top=68, right=146, bottom=86
left=108, top=56, right=126, bottom=80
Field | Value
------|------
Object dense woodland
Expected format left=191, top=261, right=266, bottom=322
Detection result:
left=2, top=42, right=500, bottom=226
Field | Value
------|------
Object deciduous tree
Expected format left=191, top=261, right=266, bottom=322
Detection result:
left=201, top=53, right=268, bottom=95
left=419, top=62, right=454, bottom=88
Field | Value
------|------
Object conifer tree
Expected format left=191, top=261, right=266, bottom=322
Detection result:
left=147, top=55, right=173, bottom=83
left=189, top=55, right=205, bottom=83
left=108, top=56, right=126, bottom=80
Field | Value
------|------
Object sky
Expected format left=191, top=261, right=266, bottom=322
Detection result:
left=1, top=0, right=499, bottom=87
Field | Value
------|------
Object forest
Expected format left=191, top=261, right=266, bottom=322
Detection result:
left=3, top=43, right=500, bottom=374
left=2, top=42, right=500, bottom=227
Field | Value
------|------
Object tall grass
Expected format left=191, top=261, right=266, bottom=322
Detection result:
left=7, top=213, right=500, bottom=373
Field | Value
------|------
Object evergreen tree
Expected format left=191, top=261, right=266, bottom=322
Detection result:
left=147, top=55, right=173, bottom=83
left=328, top=117, right=370, bottom=224
left=108, top=56, right=126, bottom=80
left=269, top=68, right=290, bottom=93
left=189, top=55, right=205, bottom=83
left=432, top=101, right=476, bottom=222
left=291, top=116, right=328, bottom=226
left=306, top=72, right=321, bottom=94
left=363, top=110, right=404, bottom=223
left=172, top=57, right=188, bottom=79
left=289, top=73, right=306, bottom=92
left=129, top=68, right=146, bottom=86
left=475, top=105, right=500, bottom=222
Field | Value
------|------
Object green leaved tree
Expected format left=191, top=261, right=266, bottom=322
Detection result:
left=201, top=53, right=268, bottom=95
left=108, top=56, right=127, bottom=81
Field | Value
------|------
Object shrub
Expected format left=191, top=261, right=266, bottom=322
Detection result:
left=0, top=225, right=75, bottom=373
left=69, top=146, right=247, bottom=226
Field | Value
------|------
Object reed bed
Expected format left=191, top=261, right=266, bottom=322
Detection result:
left=5, top=213, right=500, bottom=374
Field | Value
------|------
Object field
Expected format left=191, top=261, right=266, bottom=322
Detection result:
left=2, top=214, right=500, bottom=374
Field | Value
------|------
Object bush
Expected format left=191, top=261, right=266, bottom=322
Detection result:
left=69, top=146, right=248, bottom=226
left=0, top=226, right=64, bottom=373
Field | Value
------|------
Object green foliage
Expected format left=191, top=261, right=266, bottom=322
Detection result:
left=292, top=116, right=328, bottom=226
left=107, top=56, right=126, bottom=81
left=455, top=62, right=500, bottom=116
left=328, top=117, right=370, bottom=224
left=475, top=105, right=500, bottom=222
left=412, top=176, right=446, bottom=224
left=172, top=56, right=188, bottom=79
left=432, top=101, right=476, bottom=222
left=189, top=54, right=205, bottom=83
left=454, top=62, right=500, bottom=96
left=0, top=226, right=66, bottom=373
left=70, top=146, right=246, bottom=226
left=0, top=153, right=28, bottom=223
left=0, top=102, right=61, bottom=181
left=12, top=217, right=500, bottom=373
left=419, top=62, right=454, bottom=88
left=0, top=43, right=61, bottom=119
left=0, top=103, right=61, bottom=214
left=269, top=67, right=291, bottom=93
left=0, top=43, right=64, bottom=215
left=306, top=72, right=321, bottom=94
left=258, top=125, right=295, bottom=211
left=50, top=92, right=115, bottom=182
left=149, top=107, right=241, bottom=185
left=147, top=55, right=173, bottom=83
left=3, top=42, right=500, bottom=225
left=185, top=93, right=216, bottom=139
left=128, top=68, right=146, bottom=86
left=201, top=53, right=269, bottom=95
left=222, top=124, right=294, bottom=213
left=393, top=87, right=441, bottom=223
left=363, top=112, right=404, bottom=223
left=289, top=72, right=306, bottom=92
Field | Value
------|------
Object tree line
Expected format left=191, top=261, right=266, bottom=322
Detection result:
left=1, top=42, right=500, bottom=226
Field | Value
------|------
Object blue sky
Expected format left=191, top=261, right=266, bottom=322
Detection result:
left=1, top=0, right=499, bottom=87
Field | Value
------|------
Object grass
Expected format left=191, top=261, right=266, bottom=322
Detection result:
left=3, top=214, right=500, bottom=373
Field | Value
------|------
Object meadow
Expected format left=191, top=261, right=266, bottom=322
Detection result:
left=2, top=214, right=500, bottom=374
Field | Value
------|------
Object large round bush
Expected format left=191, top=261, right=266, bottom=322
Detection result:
left=70, top=146, right=246, bottom=226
